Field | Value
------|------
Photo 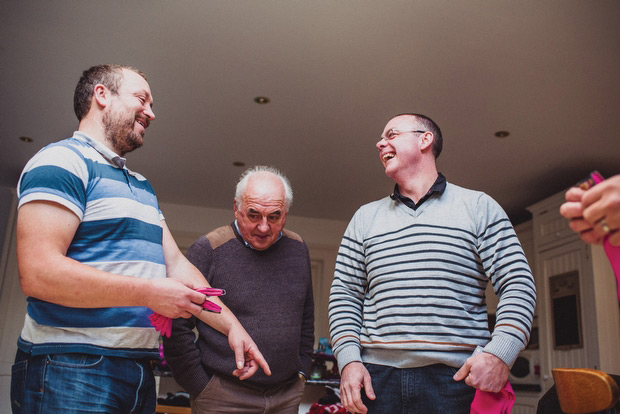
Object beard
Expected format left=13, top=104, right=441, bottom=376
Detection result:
left=103, top=107, right=144, bottom=156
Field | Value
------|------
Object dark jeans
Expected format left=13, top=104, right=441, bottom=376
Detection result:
left=11, top=349, right=156, bottom=414
left=362, top=363, right=476, bottom=414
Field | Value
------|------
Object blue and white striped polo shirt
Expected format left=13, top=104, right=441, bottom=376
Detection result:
left=17, top=132, right=165, bottom=358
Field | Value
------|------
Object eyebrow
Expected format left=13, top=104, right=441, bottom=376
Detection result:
left=248, top=208, right=281, bottom=215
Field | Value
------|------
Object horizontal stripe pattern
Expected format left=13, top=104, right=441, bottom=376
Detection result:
left=329, top=183, right=536, bottom=370
left=20, top=315, right=159, bottom=358
left=16, top=134, right=165, bottom=356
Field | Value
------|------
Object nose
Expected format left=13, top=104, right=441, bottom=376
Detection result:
left=144, top=105, right=155, bottom=121
left=257, top=217, right=270, bottom=232
left=376, top=137, right=387, bottom=151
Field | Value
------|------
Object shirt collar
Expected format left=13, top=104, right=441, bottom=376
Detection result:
left=390, top=172, right=447, bottom=210
left=233, top=220, right=283, bottom=250
left=73, top=131, right=128, bottom=169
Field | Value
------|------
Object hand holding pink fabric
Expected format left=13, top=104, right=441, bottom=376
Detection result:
left=560, top=172, right=620, bottom=301
left=470, top=381, right=515, bottom=414
left=149, top=287, right=226, bottom=337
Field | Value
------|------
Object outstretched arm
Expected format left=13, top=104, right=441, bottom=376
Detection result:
left=161, top=221, right=271, bottom=379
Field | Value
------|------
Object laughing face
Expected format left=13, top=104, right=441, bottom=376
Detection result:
left=103, top=69, right=155, bottom=156
left=376, top=115, right=426, bottom=179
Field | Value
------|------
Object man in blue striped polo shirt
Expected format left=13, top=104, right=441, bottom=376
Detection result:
left=11, top=64, right=269, bottom=413
left=329, top=113, right=536, bottom=414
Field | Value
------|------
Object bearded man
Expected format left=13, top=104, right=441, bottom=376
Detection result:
left=10, top=64, right=269, bottom=413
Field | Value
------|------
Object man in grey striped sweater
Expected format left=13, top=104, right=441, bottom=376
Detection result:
left=328, top=113, right=536, bottom=414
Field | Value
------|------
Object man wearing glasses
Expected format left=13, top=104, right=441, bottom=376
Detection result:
left=329, top=113, right=536, bottom=413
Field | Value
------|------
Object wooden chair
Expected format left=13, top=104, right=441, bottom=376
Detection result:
left=552, top=368, right=619, bottom=413
left=155, top=404, right=191, bottom=414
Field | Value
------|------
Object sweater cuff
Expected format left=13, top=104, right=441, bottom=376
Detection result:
left=175, top=368, right=210, bottom=398
left=334, top=344, right=362, bottom=374
left=483, top=335, right=524, bottom=367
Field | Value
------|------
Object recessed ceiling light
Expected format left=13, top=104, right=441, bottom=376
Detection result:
left=254, top=96, right=270, bottom=104
left=494, top=131, right=510, bottom=138
left=19, top=136, right=34, bottom=143
left=233, top=161, right=246, bottom=167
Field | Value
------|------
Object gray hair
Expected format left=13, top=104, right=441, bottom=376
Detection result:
left=235, top=166, right=293, bottom=211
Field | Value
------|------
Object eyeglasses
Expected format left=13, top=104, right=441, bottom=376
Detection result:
left=380, top=129, right=426, bottom=141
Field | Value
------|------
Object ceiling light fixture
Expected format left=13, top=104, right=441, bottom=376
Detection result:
left=19, top=136, right=34, bottom=143
left=254, top=96, right=270, bottom=104
left=494, top=131, right=510, bottom=138
left=233, top=161, right=246, bottom=167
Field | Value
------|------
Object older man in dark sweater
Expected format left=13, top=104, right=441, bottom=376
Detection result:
left=163, top=166, right=315, bottom=414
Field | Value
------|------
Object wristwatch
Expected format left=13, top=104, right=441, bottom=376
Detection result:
left=298, top=371, right=307, bottom=383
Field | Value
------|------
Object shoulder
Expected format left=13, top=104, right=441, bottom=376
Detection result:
left=444, top=182, right=483, bottom=198
left=443, top=182, right=501, bottom=208
left=348, top=196, right=395, bottom=225
left=356, top=196, right=393, bottom=215
left=23, top=138, right=88, bottom=169
left=281, top=228, right=304, bottom=243
left=204, top=225, right=237, bottom=250
left=444, top=183, right=510, bottom=233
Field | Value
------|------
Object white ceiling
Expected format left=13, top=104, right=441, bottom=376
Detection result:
left=2, top=1, right=620, bottom=225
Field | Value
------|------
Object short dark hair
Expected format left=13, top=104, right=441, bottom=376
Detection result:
left=393, top=113, right=443, bottom=158
left=73, top=64, right=146, bottom=121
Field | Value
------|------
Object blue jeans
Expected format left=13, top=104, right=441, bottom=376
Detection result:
left=362, top=363, right=476, bottom=414
left=11, top=349, right=156, bottom=414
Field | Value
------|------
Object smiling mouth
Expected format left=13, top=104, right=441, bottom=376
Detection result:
left=381, top=153, right=395, bottom=162
left=135, top=117, right=148, bottom=129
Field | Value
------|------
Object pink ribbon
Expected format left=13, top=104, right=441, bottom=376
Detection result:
left=149, top=287, right=226, bottom=337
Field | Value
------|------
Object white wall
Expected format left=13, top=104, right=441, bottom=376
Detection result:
left=0, top=188, right=21, bottom=414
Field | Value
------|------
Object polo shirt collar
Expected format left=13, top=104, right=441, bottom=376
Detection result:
left=390, top=172, right=447, bottom=210
left=73, top=131, right=128, bottom=169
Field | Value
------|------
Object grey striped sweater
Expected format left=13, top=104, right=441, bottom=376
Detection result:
left=328, top=182, right=536, bottom=372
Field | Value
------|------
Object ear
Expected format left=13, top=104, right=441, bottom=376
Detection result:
left=419, top=132, right=434, bottom=153
left=92, top=84, right=109, bottom=109
left=233, top=199, right=239, bottom=214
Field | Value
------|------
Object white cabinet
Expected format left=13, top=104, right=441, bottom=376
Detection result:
left=527, top=191, right=620, bottom=394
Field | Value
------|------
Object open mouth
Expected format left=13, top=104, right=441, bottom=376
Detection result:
left=381, top=152, right=395, bottom=162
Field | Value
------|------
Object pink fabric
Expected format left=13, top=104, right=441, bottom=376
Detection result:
left=149, top=286, right=225, bottom=337
left=149, top=312, right=173, bottom=338
left=603, top=239, right=620, bottom=301
left=470, top=381, right=515, bottom=414
left=586, top=172, right=620, bottom=301
left=579, top=172, right=620, bottom=301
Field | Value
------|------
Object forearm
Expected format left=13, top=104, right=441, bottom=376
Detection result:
left=18, top=251, right=152, bottom=308
left=329, top=282, right=365, bottom=369
left=300, top=292, right=315, bottom=374
left=163, top=317, right=210, bottom=397
left=193, top=300, right=243, bottom=337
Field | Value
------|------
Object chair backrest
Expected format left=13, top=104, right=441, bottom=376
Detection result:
left=552, top=368, right=619, bottom=413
